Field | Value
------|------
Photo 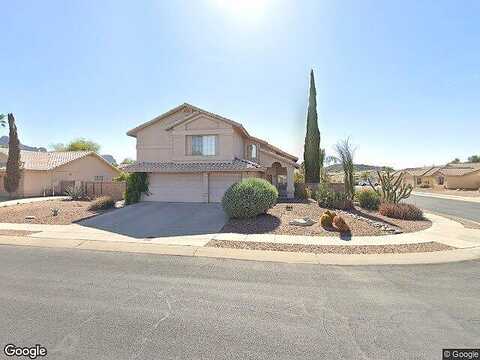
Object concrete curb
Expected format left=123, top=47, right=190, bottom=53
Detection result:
left=1, top=235, right=480, bottom=266
left=0, top=196, right=71, bottom=208
left=412, top=192, right=480, bottom=203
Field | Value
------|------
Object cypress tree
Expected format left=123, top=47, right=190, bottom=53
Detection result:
left=304, top=69, right=321, bottom=184
left=4, top=113, right=21, bottom=198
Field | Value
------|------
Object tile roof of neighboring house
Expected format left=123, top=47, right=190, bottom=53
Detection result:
left=122, top=158, right=264, bottom=173
left=422, top=167, right=443, bottom=177
left=0, top=149, right=119, bottom=172
left=446, top=162, right=480, bottom=169
left=440, top=167, right=480, bottom=176
left=401, top=167, right=435, bottom=177
left=127, top=103, right=299, bottom=162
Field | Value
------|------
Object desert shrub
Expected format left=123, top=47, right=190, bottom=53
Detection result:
left=356, top=189, right=381, bottom=210
left=316, top=183, right=352, bottom=209
left=124, top=172, right=149, bottom=205
left=419, top=183, right=430, bottom=188
left=89, top=195, right=115, bottom=211
left=65, top=186, right=86, bottom=200
left=332, top=215, right=350, bottom=232
left=379, top=203, right=423, bottom=220
left=222, top=178, right=278, bottom=218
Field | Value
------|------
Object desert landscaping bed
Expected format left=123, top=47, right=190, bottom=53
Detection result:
left=0, top=200, right=112, bottom=225
left=221, top=202, right=431, bottom=237
left=207, top=240, right=454, bottom=254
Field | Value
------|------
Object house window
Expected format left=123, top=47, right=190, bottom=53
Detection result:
left=190, top=135, right=217, bottom=156
left=437, top=176, right=445, bottom=185
left=247, top=144, right=258, bottom=161
left=416, top=177, right=422, bottom=185
left=94, top=176, right=104, bottom=182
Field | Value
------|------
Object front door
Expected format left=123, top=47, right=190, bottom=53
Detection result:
left=277, top=175, right=287, bottom=196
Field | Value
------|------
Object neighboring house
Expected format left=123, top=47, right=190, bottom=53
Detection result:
left=0, top=149, right=122, bottom=197
left=123, top=103, right=299, bottom=202
left=395, top=163, right=480, bottom=190
left=439, top=163, right=480, bottom=190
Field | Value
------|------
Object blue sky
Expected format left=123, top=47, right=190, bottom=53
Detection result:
left=1, top=0, right=479, bottom=169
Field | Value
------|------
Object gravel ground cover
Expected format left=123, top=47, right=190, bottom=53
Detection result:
left=0, top=200, right=111, bottom=225
left=207, top=239, right=454, bottom=254
left=221, top=202, right=431, bottom=237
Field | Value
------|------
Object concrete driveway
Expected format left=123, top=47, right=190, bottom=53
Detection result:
left=79, top=202, right=228, bottom=238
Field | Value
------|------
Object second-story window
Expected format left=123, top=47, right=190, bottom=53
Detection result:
left=247, top=144, right=258, bottom=161
left=190, top=135, right=217, bottom=156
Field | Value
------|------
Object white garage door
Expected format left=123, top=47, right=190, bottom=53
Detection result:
left=209, top=174, right=241, bottom=203
left=146, top=174, right=204, bottom=202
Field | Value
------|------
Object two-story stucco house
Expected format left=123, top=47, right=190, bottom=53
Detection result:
left=123, top=103, right=299, bottom=203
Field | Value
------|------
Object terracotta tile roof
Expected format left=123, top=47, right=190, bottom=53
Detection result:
left=401, top=167, right=435, bottom=177
left=440, top=167, right=480, bottom=176
left=122, top=158, right=264, bottom=173
left=0, top=149, right=94, bottom=170
left=422, top=167, right=443, bottom=177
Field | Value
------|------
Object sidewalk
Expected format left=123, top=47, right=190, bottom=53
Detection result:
left=0, top=212, right=479, bottom=265
left=0, top=196, right=70, bottom=208
left=412, top=191, right=480, bottom=203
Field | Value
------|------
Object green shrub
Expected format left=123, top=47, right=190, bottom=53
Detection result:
left=222, top=178, right=278, bottom=218
left=113, top=172, right=129, bottom=182
left=89, top=196, right=115, bottom=210
left=124, top=172, right=149, bottom=205
left=316, top=183, right=352, bottom=209
left=379, top=203, right=423, bottom=220
left=356, top=189, right=381, bottom=210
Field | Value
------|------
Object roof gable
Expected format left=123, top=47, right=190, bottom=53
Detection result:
left=127, top=103, right=298, bottom=162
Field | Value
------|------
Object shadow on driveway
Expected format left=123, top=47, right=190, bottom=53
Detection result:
left=78, top=202, right=228, bottom=238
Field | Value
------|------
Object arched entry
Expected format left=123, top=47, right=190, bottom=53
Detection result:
left=266, top=161, right=288, bottom=196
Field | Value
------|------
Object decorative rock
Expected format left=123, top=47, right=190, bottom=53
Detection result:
left=25, top=216, right=36, bottom=220
left=289, top=217, right=316, bottom=227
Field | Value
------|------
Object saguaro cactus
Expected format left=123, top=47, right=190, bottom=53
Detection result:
left=368, top=170, right=413, bottom=204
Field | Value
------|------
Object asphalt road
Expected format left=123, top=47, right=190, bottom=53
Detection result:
left=0, top=246, right=479, bottom=360
left=406, top=194, right=480, bottom=223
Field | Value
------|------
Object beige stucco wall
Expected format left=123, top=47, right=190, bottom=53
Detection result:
left=136, top=111, right=248, bottom=162
left=445, top=171, right=480, bottom=190
left=135, top=110, right=185, bottom=162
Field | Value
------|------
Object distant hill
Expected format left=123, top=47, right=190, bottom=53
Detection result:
left=325, top=164, right=393, bottom=173
left=0, top=136, right=47, bottom=152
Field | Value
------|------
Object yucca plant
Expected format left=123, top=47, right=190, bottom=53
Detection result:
left=334, top=139, right=355, bottom=201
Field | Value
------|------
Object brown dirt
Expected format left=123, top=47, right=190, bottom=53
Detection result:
left=0, top=200, right=111, bottom=225
left=221, top=202, right=431, bottom=237
left=207, top=240, right=454, bottom=254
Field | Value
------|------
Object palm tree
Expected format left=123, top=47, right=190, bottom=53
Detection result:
left=0, top=114, right=6, bottom=127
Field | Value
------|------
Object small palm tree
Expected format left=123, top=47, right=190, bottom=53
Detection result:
left=0, top=114, right=6, bottom=127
